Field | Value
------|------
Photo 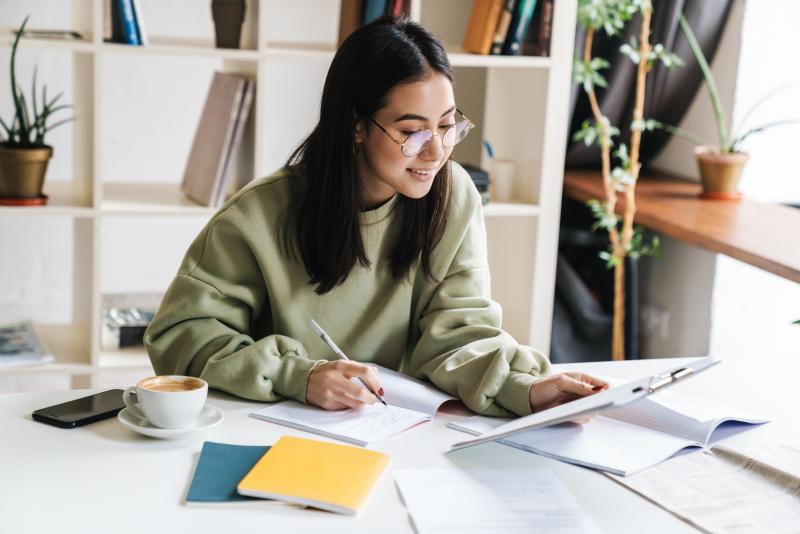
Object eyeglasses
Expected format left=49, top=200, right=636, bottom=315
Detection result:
left=368, top=108, right=476, bottom=157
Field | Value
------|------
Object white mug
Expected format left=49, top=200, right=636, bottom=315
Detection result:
left=123, top=375, right=208, bottom=429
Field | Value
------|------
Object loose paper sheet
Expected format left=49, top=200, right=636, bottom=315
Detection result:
left=394, top=468, right=599, bottom=534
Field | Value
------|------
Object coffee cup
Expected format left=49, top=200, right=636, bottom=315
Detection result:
left=123, top=375, right=208, bottom=429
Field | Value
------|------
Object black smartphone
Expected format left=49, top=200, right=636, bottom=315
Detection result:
left=32, top=389, right=126, bottom=428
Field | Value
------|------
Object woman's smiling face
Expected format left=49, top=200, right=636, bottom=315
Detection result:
left=355, top=73, right=456, bottom=209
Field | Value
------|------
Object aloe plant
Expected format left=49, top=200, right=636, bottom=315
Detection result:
left=646, top=14, right=800, bottom=154
left=0, top=16, right=75, bottom=149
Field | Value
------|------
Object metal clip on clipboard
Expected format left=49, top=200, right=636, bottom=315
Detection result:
left=635, top=366, right=695, bottom=394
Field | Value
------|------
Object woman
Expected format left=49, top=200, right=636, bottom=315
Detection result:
left=144, top=16, right=607, bottom=417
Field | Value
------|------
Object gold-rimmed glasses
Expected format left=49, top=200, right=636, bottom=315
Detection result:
left=368, top=108, right=476, bottom=157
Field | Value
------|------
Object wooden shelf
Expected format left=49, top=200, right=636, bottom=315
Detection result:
left=0, top=35, right=95, bottom=53
left=0, top=182, right=94, bottom=217
left=484, top=201, right=540, bottom=217
left=444, top=44, right=551, bottom=68
left=564, top=169, right=800, bottom=283
left=102, top=183, right=217, bottom=216
left=98, top=39, right=260, bottom=60
left=98, top=347, right=153, bottom=371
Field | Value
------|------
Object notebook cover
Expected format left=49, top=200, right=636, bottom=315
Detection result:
left=237, top=436, right=390, bottom=515
left=185, top=442, right=270, bottom=504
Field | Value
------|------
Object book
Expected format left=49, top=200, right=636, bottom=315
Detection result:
left=131, top=0, right=149, bottom=46
left=532, top=0, right=553, bottom=56
left=184, top=442, right=288, bottom=507
left=117, top=0, right=141, bottom=46
left=250, top=365, right=454, bottom=446
left=213, top=77, right=254, bottom=206
left=501, top=0, right=537, bottom=56
left=0, top=320, right=54, bottom=368
left=462, top=0, right=504, bottom=55
left=490, top=0, right=517, bottom=55
left=338, top=0, right=364, bottom=45
left=448, top=389, right=768, bottom=476
left=362, top=0, right=387, bottom=24
left=181, top=71, right=248, bottom=207
left=237, top=435, right=390, bottom=515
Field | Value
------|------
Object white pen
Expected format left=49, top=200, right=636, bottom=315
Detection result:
left=310, top=319, right=387, bottom=406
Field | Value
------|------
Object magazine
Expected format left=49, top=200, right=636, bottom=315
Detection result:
left=0, top=320, right=54, bottom=368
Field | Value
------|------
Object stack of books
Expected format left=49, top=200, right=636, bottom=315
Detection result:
left=0, top=320, right=54, bottom=368
left=181, top=71, right=255, bottom=208
left=104, top=0, right=148, bottom=46
left=463, top=0, right=554, bottom=56
left=184, top=437, right=390, bottom=515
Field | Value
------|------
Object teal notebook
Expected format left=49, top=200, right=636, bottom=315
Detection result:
left=184, top=442, right=283, bottom=507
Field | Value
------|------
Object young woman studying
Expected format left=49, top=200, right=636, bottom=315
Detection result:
left=144, top=16, right=608, bottom=418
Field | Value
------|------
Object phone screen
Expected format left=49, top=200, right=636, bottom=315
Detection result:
left=34, top=389, right=125, bottom=425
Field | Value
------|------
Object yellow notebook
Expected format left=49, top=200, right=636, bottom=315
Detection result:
left=237, top=436, right=390, bottom=515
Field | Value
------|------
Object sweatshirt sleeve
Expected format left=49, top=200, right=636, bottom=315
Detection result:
left=405, top=183, right=551, bottom=417
left=143, top=204, right=318, bottom=403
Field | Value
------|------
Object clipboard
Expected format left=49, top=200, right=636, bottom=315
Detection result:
left=449, top=357, right=720, bottom=452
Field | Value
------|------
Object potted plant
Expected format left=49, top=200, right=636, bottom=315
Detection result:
left=647, top=15, right=800, bottom=200
left=0, top=16, right=74, bottom=205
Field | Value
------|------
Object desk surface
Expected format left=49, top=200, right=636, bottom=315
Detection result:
left=563, top=169, right=800, bottom=283
left=2, top=357, right=797, bottom=534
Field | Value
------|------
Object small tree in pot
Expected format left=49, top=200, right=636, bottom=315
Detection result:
left=0, top=16, right=74, bottom=204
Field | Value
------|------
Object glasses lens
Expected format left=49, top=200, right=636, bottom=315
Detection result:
left=403, top=130, right=433, bottom=156
left=443, top=120, right=472, bottom=148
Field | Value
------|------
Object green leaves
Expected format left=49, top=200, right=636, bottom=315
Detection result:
left=587, top=199, right=618, bottom=232
left=573, top=57, right=610, bottom=93
left=649, top=43, right=683, bottom=69
left=577, top=0, right=650, bottom=36
left=627, top=228, right=660, bottom=260
left=1, top=15, right=74, bottom=148
left=572, top=118, right=620, bottom=148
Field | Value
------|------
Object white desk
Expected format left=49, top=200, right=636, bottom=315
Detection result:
left=2, top=357, right=797, bottom=534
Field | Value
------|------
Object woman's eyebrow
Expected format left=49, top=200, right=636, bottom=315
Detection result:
left=393, top=105, right=456, bottom=122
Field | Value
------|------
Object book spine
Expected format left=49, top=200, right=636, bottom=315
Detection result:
left=131, top=0, right=149, bottom=46
left=362, top=0, right=386, bottom=24
left=463, top=0, right=504, bottom=55
left=338, top=0, right=365, bottom=46
left=118, top=0, right=141, bottom=45
left=490, top=0, right=516, bottom=55
left=501, top=0, right=537, bottom=56
left=535, top=0, right=554, bottom=56
left=215, top=78, right=254, bottom=206
left=110, top=0, right=123, bottom=43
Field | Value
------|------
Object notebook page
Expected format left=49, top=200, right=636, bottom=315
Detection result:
left=371, top=365, right=455, bottom=416
left=250, top=401, right=429, bottom=446
left=449, top=415, right=696, bottom=476
left=603, top=397, right=708, bottom=444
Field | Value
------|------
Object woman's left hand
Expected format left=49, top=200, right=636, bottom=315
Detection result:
left=529, top=372, right=609, bottom=415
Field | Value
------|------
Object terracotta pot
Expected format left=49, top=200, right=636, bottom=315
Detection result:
left=694, top=145, right=748, bottom=201
left=0, top=145, right=53, bottom=199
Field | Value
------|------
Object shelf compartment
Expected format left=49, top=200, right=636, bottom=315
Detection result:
left=101, top=182, right=217, bottom=215
left=264, top=41, right=336, bottom=59
left=2, top=323, right=93, bottom=376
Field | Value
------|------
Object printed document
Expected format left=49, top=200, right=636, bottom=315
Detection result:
left=609, top=445, right=800, bottom=533
left=393, top=468, right=599, bottom=534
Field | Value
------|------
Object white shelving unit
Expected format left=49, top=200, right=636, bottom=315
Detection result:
left=0, top=0, right=576, bottom=385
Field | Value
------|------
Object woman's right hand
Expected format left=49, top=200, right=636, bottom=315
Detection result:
left=306, top=360, right=384, bottom=410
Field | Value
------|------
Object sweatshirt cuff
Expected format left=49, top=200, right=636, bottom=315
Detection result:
left=274, top=353, right=323, bottom=404
left=495, top=371, right=541, bottom=417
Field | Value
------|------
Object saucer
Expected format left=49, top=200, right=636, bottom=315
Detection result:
left=118, top=404, right=224, bottom=439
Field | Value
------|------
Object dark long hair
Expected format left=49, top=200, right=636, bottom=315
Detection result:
left=282, top=16, right=453, bottom=294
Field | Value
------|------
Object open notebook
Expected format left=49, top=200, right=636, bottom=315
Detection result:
left=448, top=390, right=768, bottom=476
left=250, top=366, right=455, bottom=446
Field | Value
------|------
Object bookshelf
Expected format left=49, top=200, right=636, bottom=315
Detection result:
left=0, top=0, right=577, bottom=385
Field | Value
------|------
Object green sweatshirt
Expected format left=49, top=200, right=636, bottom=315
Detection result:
left=144, top=162, right=551, bottom=417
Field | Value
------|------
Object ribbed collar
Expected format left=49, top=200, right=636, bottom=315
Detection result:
left=359, top=194, right=400, bottom=225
